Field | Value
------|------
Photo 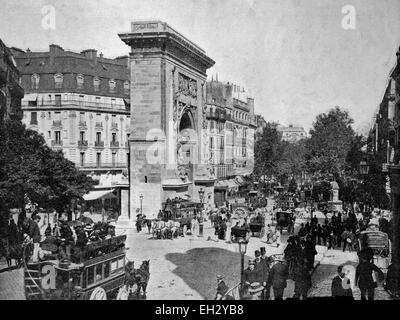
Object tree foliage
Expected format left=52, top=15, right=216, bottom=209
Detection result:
left=0, top=119, right=97, bottom=216
left=306, top=107, right=356, bottom=179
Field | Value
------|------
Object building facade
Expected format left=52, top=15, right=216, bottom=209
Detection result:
left=278, top=124, right=307, bottom=143
left=0, top=39, right=24, bottom=124
left=11, top=45, right=131, bottom=190
left=205, top=80, right=256, bottom=205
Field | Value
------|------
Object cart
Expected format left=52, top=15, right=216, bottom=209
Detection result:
left=276, top=211, right=293, bottom=233
left=358, top=228, right=391, bottom=273
left=248, top=215, right=265, bottom=238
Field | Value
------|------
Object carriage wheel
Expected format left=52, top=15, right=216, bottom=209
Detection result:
left=116, top=286, right=129, bottom=300
left=260, top=227, right=265, bottom=238
left=90, top=287, right=107, bottom=300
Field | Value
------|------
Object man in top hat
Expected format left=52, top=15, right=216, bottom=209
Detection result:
left=214, top=275, right=229, bottom=300
left=259, top=247, right=271, bottom=300
left=268, top=256, right=289, bottom=300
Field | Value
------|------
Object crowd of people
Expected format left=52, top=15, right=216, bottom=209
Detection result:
left=1, top=211, right=117, bottom=266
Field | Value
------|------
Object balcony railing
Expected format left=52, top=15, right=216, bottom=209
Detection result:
left=77, top=162, right=127, bottom=169
left=212, top=164, right=234, bottom=179
left=95, top=122, right=103, bottom=128
left=21, top=98, right=129, bottom=112
left=52, top=120, right=62, bottom=127
left=110, top=141, right=119, bottom=148
left=30, top=120, right=38, bottom=125
left=78, top=140, right=88, bottom=147
left=78, top=121, right=87, bottom=127
left=111, top=123, right=118, bottom=130
left=94, top=141, right=104, bottom=148
left=51, top=140, right=63, bottom=147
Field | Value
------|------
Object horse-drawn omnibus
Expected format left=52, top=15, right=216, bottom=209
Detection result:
left=24, top=235, right=130, bottom=300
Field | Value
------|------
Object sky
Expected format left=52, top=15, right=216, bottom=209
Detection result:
left=1, top=0, right=399, bottom=134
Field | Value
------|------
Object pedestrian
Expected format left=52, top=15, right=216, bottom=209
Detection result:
left=355, top=255, right=384, bottom=300
left=304, top=235, right=317, bottom=270
left=214, top=275, right=229, bottom=300
left=293, top=258, right=312, bottom=300
left=255, top=249, right=270, bottom=300
left=243, top=259, right=260, bottom=286
left=331, top=265, right=353, bottom=298
left=268, top=258, right=289, bottom=300
left=30, top=214, right=42, bottom=262
left=341, top=228, right=355, bottom=252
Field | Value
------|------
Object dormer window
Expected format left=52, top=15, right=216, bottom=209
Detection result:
left=31, top=74, right=40, bottom=90
left=93, top=77, right=100, bottom=92
left=54, top=73, right=63, bottom=89
left=123, top=81, right=130, bottom=95
left=76, top=74, right=84, bottom=90
left=109, top=79, right=116, bottom=93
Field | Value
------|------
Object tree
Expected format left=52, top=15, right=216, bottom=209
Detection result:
left=275, top=140, right=307, bottom=184
left=253, top=122, right=283, bottom=179
left=0, top=119, right=96, bottom=225
left=306, top=107, right=357, bottom=179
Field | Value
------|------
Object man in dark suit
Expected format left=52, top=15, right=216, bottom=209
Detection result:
left=243, top=259, right=260, bottom=285
left=331, top=265, right=353, bottom=298
left=268, top=258, right=289, bottom=300
left=259, top=247, right=271, bottom=300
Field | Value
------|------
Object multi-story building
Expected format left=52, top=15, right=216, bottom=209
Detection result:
left=11, top=44, right=131, bottom=192
left=0, top=39, right=24, bottom=124
left=205, top=79, right=256, bottom=205
left=277, top=124, right=307, bottom=143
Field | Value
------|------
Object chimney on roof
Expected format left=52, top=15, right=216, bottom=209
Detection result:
left=81, top=49, right=97, bottom=64
left=49, top=44, right=64, bottom=64
left=289, top=124, right=293, bottom=128
left=99, top=52, right=104, bottom=58
left=216, top=73, right=218, bottom=82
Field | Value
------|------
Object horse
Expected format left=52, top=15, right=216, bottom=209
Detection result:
left=124, top=259, right=150, bottom=299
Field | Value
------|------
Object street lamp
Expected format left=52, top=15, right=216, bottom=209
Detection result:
left=198, top=188, right=205, bottom=237
left=238, top=238, right=248, bottom=288
left=139, top=194, right=143, bottom=216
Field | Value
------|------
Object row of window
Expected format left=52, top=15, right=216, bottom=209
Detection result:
left=49, top=129, right=130, bottom=146
left=78, top=150, right=127, bottom=168
left=29, top=111, right=129, bottom=125
left=30, top=73, right=130, bottom=94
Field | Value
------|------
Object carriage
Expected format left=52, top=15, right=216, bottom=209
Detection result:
left=24, top=235, right=131, bottom=300
left=275, top=211, right=293, bottom=233
left=230, top=225, right=251, bottom=243
left=358, top=228, right=391, bottom=273
left=248, top=215, right=265, bottom=238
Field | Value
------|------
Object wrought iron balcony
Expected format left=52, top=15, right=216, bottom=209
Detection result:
left=110, top=141, right=119, bottom=148
left=78, top=121, right=87, bottom=127
left=94, top=141, right=104, bottom=148
left=111, top=122, right=118, bottom=130
left=51, top=140, right=63, bottom=147
left=78, top=140, right=88, bottom=148
left=95, top=122, right=103, bottom=128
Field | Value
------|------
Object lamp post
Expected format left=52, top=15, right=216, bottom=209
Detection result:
left=139, top=194, right=143, bottom=216
left=238, top=238, right=248, bottom=288
left=198, top=188, right=205, bottom=237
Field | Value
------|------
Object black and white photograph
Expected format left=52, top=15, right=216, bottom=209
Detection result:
left=0, top=0, right=400, bottom=304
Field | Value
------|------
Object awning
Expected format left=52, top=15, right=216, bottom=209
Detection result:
left=215, top=180, right=229, bottom=189
left=23, top=93, right=38, bottom=101
left=227, top=179, right=239, bottom=190
left=83, top=189, right=116, bottom=201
